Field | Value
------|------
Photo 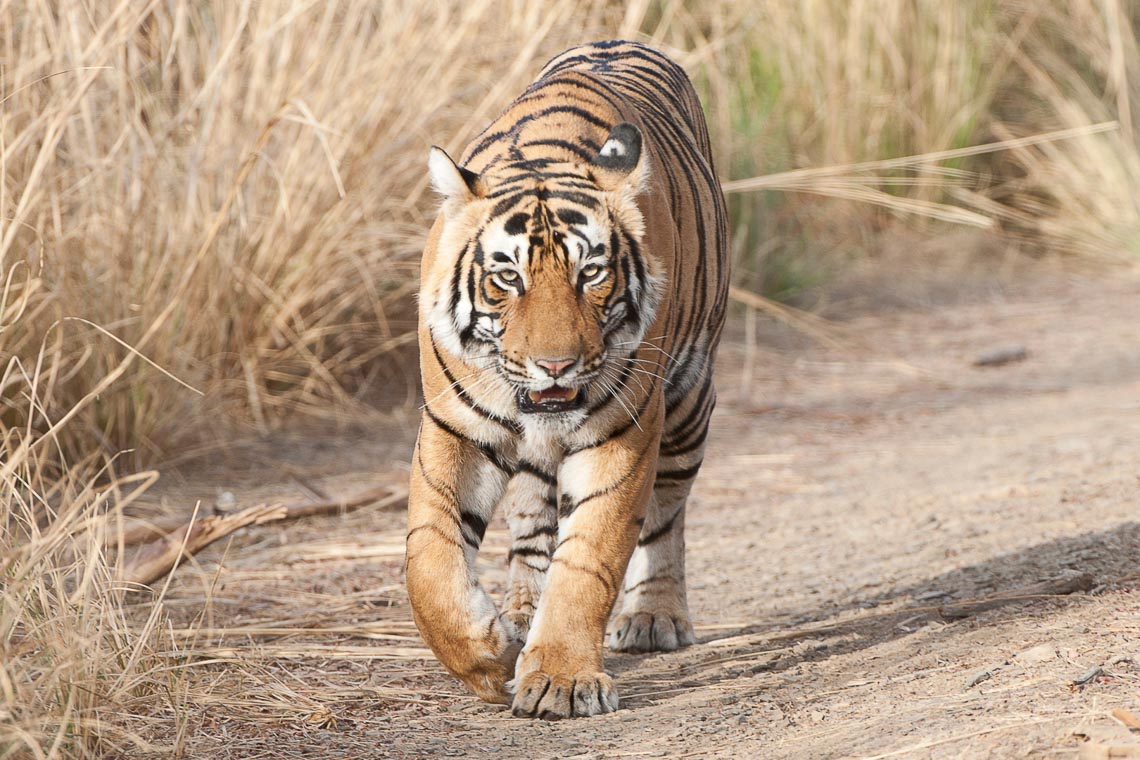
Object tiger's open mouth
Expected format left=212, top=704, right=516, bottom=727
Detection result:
left=517, top=385, right=586, bottom=414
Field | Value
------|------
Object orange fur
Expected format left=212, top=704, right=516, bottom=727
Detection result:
left=405, top=41, right=728, bottom=718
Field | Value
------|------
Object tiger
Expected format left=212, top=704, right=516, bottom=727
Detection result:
left=405, top=40, right=728, bottom=719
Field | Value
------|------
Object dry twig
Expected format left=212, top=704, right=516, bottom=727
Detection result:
left=121, top=503, right=287, bottom=586
left=120, top=486, right=407, bottom=585
left=939, top=570, right=1095, bottom=619
left=1113, top=708, right=1140, bottom=731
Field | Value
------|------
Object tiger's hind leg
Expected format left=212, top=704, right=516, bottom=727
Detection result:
left=608, top=482, right=697, bottom=652
left=609, top=377, right=713, bottom=653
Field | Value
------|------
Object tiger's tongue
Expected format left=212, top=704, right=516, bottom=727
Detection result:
left=528, top=386, right=578, bottom=403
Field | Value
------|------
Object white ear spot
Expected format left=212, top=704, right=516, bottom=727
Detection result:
left=600, top=138, right=625, bottom=157
left=592, top=123, right=642, bottom=180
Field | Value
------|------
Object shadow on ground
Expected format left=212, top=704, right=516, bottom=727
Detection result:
left=615, top=521, right=1139, bottom=706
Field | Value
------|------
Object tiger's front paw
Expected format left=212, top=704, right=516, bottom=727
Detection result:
left=458, top=636, right=523, bottom=705
left=609, top=611, right=695, bottom=653
left=510, top=670, right=619, bottom=719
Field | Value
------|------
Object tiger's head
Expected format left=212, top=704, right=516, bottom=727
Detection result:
left=421, top=123, right=663, bottom=419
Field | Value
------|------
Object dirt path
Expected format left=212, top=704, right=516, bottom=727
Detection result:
left=142, top=269, right=1139, bottom=759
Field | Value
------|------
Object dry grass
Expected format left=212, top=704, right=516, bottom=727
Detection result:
left=659, top=0, right=1139, bottom=295
left=0, top=0, right=628, bottom=466
left=2, top=1, right=1139, bottom=756
left=2, top=4, right=625, bottom=754
left=2, top=1, right=1137, bottom=460
left=0, top=446, right=185, bottom=758
left=980, top=0, right=1140, bottom=256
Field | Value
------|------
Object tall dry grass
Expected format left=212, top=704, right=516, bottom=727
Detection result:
left=2, top=0, right=1137, bottom=462
left=657, top=0, right=1139, bottom=294
left=2, top=1, right=1139, bottom=756
left=980, top=0, right=1140, bottom=256
left=0, top=0, right=628, bottom=467
left=0, top=446, right=188, bottom=758
left=2, top=2, right=625, bottom=755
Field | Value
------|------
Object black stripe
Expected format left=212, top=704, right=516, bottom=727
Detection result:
left=514, top=524, right=558, bottom=542
left=638, top=506, right=683, bottom=547
left=406, top=524, right=463, bottom=550
left=520, top=138, right=595, bottom=162
left=655, top=460, right=703, bottom=482
left=557, top=208, right=588, bottom=226
left=521, top=78, right=624, bottom=122
left=415, top=445, right=459, bottom=505
left=623, top=572, right=677, bottom=595
left=661, top=375, right=714, bottom=450
left=430, top=335, right=521, bottom=434
left=659, top=424, right=708, bottom=459
left=504, top=212, right=529, bottom=235
left=517, top=459, right=556, bottom=486
left=423, top=405, right=514, bottom=475
left=490, top=191, right=530, bottom=218
left=561, top=434, right=656, bottom=517
left=508, top=546, right=552, bottom=562
left=550, top=557, right=617, bottom=597
left=485, top=180, right=532, bottom=199
left=461, top=511, right=489, bottom=543
left=539, top=190, right=601, bottom=209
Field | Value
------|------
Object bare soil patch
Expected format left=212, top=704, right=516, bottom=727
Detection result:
left=131, top=267, right=1139, bottom=759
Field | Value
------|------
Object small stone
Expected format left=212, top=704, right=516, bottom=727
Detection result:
left=966, top=668, right=994, bottom=688
left=973, top=345, right=1028, bottom=367
left=1072, top=665, right=1105, bottom=686
left=214, top=489, right=237, bottom=513
left=1014, top=644, right=1056, bottom=666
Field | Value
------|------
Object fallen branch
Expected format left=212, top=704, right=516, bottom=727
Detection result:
left=274, top=484, right=404, bottom=520
left=939, top=570, right=1095, bottom=619
left=1112, top=708, right=1140, bottom=731
left=121, top=502, right=287, bottom=586
left=119, top=485, right=408, bottom=586
left=113, top=485, right=406, bottom=547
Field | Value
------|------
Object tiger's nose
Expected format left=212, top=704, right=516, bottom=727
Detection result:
left=534, top=357, right=578, bottom=378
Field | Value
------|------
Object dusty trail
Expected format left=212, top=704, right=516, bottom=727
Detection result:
left=143, top=269, right=1139, bottom=759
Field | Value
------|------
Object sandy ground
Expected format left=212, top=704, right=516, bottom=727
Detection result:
left=134, top=265, right=1139, bottom=759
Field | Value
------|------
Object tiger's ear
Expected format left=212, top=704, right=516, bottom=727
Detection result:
left=592, top=122, right=648, bottom=194
left=429, top=147, right=483, bottom=202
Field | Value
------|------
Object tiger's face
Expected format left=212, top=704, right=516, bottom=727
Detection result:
left=422, top=124, right=661, bottom=419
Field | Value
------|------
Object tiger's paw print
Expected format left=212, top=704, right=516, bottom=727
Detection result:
left=608, top=611, right=695, bottom=653
left=510, top=671, right=619, bottom=719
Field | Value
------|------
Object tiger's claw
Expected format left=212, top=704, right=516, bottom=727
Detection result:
left=510, top=671, right=619, bottom=719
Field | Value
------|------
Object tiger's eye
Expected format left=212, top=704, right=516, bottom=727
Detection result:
left=497, top=270, right=519, bottom=282
left=581, top=264, right=602, bottom=280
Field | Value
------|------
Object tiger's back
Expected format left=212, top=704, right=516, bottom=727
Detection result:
left=407, top=41, right=728, bottom=719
